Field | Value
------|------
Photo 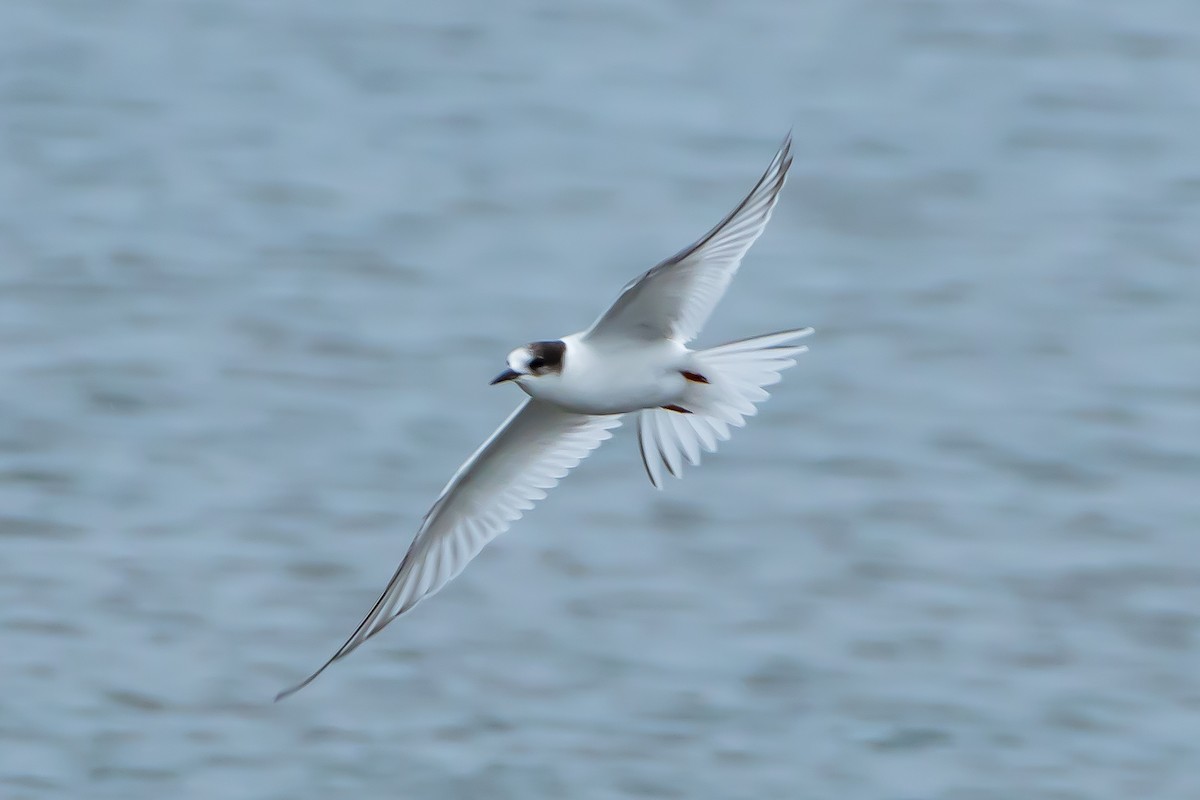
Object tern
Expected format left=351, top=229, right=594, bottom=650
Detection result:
left=277, top=133, right=812, bottom=700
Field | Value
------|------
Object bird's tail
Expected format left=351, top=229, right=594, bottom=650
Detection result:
left=636, top=327, right=813, bottom=488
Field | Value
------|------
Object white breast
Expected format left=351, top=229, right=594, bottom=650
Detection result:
left=518, top=334, right=690, bottom=415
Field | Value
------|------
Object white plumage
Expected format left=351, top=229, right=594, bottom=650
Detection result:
left=585, top=135, right=792, bottom=344
left=278, top=133, right=810, bottom=699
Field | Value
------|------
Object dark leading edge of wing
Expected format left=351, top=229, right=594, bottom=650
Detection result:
left=275, top=401, right=623, bottom=701
left=584, top=132, right=794, bottom=345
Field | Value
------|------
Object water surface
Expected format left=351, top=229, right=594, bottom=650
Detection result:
left=2, top=1, right=1198, bottom=798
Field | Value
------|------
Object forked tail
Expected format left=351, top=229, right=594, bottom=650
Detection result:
left=636, top=327, right=813, bottom=488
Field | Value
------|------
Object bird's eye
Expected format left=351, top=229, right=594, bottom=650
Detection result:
left=528, top=357, right=545, bottom=371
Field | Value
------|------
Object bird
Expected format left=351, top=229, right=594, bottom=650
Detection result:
left=276, top=133, right=812, bottom=700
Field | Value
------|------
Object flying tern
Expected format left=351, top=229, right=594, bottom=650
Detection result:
left=277, top=133, right=812, bottom=700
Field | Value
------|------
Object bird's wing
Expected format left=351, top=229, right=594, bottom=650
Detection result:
left=277, top=400, right=622, bottom=700
left=583, top=133, right=793, bottom=345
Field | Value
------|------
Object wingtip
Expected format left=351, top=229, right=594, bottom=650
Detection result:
left=273, top=645, right=349, bottom=702
left=763, top=130, right=794, bottom=192
left=273, top=675, right=313, bottom=703
left=777, top=129, right=793, bottom=159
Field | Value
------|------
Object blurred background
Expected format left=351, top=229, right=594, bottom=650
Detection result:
left=1, top=0, right=1198, bottom=798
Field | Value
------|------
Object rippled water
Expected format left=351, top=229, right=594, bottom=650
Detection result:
left=2, top=1, right=1198, bottom=798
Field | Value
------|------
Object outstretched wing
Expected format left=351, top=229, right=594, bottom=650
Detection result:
left=584, top=133, right=793, bottom=345
left=277, top=400, right=622, bottom=700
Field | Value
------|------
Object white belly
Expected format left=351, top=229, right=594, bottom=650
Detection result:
left=519, top=334, right=690, bottom=415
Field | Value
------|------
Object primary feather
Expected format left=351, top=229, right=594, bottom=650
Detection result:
left=585, top=133, right=793, bottom=344
left=276, top=401, right=621, bottom=700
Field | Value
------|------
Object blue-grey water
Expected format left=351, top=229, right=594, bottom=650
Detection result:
left=2, top=1, right=1198, bottom=798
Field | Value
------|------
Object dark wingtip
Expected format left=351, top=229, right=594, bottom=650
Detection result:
left=274, top=674, right=315, bottom=703
left=273, top=647, right=347, bottom=702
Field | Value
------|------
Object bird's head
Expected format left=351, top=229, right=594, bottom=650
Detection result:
left=491, top=340, right=566, bottom=386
